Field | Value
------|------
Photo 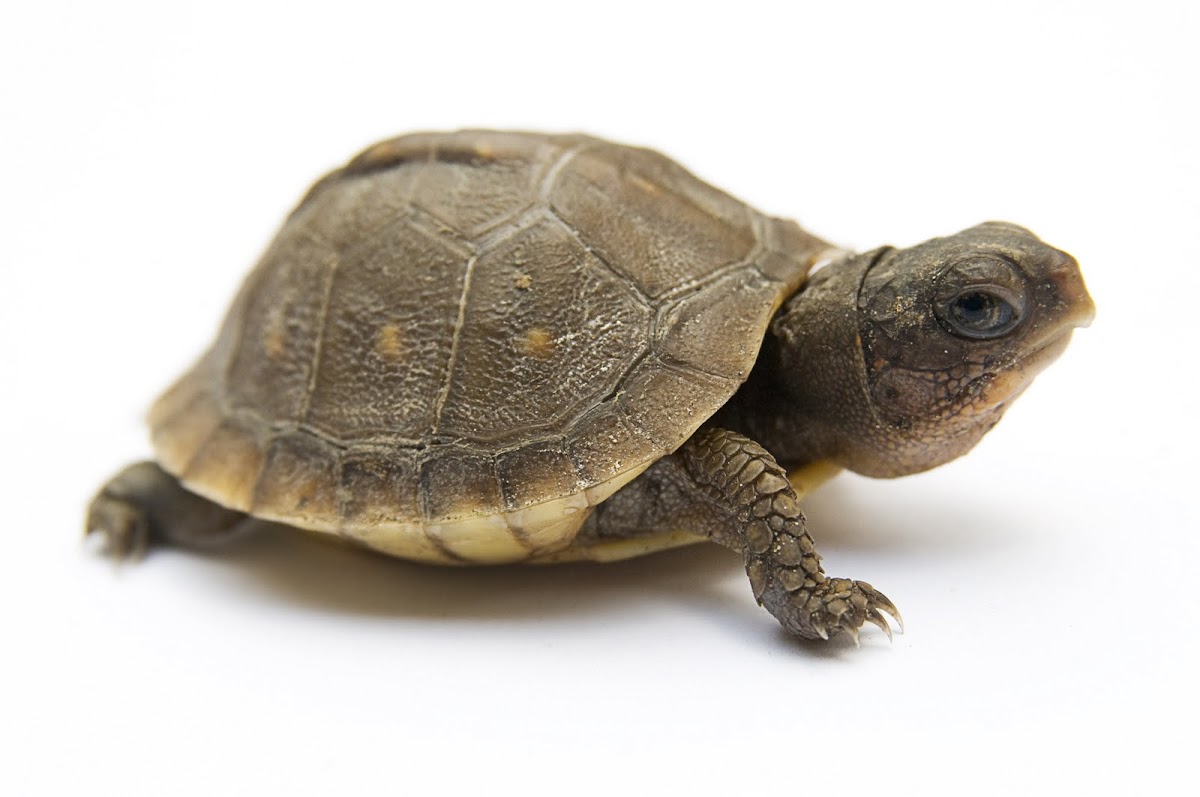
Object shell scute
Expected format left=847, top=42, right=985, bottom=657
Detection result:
left=433, top=217, right=651, bottom=445
left=149, top=131, right=821, bottom=563
left=251, top=432, right=340, bottom=527
left=616, top=362, right=736, bottom=451
left=179, top=416, right=268, bottom=511
left=150, top=380, right=223, bottom=476
left=550, top=143, right=758, bottom=298
left=223, top=231, right=337, bottom=424
left=303, top=217, right=468, bottom=440
left=336, top=447, right=421, bottom=528
left=496, top=440, right=581, bottom=512
left=419, top=449, right=503, bottom=524
left=654, top=268, right=784, bottom=381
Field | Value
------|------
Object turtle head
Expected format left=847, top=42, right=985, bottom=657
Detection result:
left=769, top=222, right=1094, bottom=477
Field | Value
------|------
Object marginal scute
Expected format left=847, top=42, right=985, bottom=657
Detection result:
left=147, top=361, right=214, bottom=431
left=758, top=217, right=829, bottom=290
left=496, top=441, right=579, bottom=511
left=180, top=417, right=268, bottom=511
left=251, top=432, right=340, bottom=527
left=583, top=465, right=654, bottom=508
left=419, top=449, right=504, bottom=523
left=149, top=388, right=223, bottom=476
left=617, top=362, right=734, bottom=450
left=654, top=268, right=781, bottom=380
left=567, top=405, right=659, bottom=488
left=337, top=447, right=421, bottom=527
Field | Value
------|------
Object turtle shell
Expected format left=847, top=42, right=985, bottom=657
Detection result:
left=148, top=131, right=828, bottom=563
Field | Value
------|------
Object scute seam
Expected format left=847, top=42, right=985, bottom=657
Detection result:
left=297, top=240, right=341, bottom=421
left=542, top=209, right=653, bottom=307
left=430, top=251, right=479, bottom=436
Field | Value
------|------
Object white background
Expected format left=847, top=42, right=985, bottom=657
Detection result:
left=3, top=1, right=1197, bottom=794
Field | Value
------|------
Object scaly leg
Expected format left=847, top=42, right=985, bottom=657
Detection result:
left=86, top=461, right=249, bottom=559
left=587, top=427, right=901, bottom=641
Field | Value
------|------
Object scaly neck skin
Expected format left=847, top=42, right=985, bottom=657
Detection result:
left=711, top=251, right=874, bottom=469
left=709, top=336, right=829, bottom=468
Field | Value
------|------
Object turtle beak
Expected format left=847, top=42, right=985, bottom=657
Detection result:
left=1049, top=253, right=1096, bottom=328
left=985, top=253, right=1093, bottom=408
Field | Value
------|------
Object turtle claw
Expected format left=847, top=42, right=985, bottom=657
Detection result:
left=865, top=586, right=905, bottom=634
left=866, top=608, right=894, bottom=641
left=770, top=577, right=902, bottom=643
left=85, top=496, right=151, bottom=561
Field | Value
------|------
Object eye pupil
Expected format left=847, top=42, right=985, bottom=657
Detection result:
left=956, top=292, right=996, bottom=322
left=948, top=291, right=1017, bottom=337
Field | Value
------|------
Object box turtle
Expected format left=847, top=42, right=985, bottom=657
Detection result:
left=87, top=130, right=1094, bottom=642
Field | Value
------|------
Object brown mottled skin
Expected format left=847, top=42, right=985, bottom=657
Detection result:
left=87, top=131, right=1094, bottom=642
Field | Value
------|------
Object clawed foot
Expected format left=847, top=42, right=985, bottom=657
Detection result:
left=87, top=461, right=252, bottom=560
left=770, top=576, right=903, bottom=644
left=85, top=492, right=152, bottom=560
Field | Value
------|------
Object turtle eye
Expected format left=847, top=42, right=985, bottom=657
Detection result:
left=934, top=256, right=1027, bottom=340
left=944, top=288, right=1021, bottom=339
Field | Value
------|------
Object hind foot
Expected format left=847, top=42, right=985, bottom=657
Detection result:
left=86, top=461, right=249, bottom=559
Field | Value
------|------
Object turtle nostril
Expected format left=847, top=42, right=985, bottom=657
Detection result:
left=1048, top=257, right=1095, bottom=328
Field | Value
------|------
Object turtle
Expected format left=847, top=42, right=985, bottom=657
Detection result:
left=86, top=130, right=1095, bottom=642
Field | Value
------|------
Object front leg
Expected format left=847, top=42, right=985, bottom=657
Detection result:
left=590, top=427, right=900, bottom=642
left=682, top=428, right=901, bottom=641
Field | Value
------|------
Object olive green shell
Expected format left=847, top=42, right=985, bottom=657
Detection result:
left=148, top=131, right=826, bottom=563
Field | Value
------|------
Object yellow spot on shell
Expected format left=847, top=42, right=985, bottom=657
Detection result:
left=630, top=172, right=662, bottom=195
left=516, top=328, right=556, bottom=359
left=264, top=311, right=287, bottom=360
left=514, top=273, right=533, bottom=290
left=360, top=140, right=403, bottom=166
left=374, top=323, right=406, bottom=360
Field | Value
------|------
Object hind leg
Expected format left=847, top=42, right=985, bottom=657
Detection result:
left=86, top=461, right=249, bottom=559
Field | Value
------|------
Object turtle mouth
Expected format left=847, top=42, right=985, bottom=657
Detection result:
left=978, top=277, right=1093, bottom=409
left=976, top=329, right=1076, bottom=410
